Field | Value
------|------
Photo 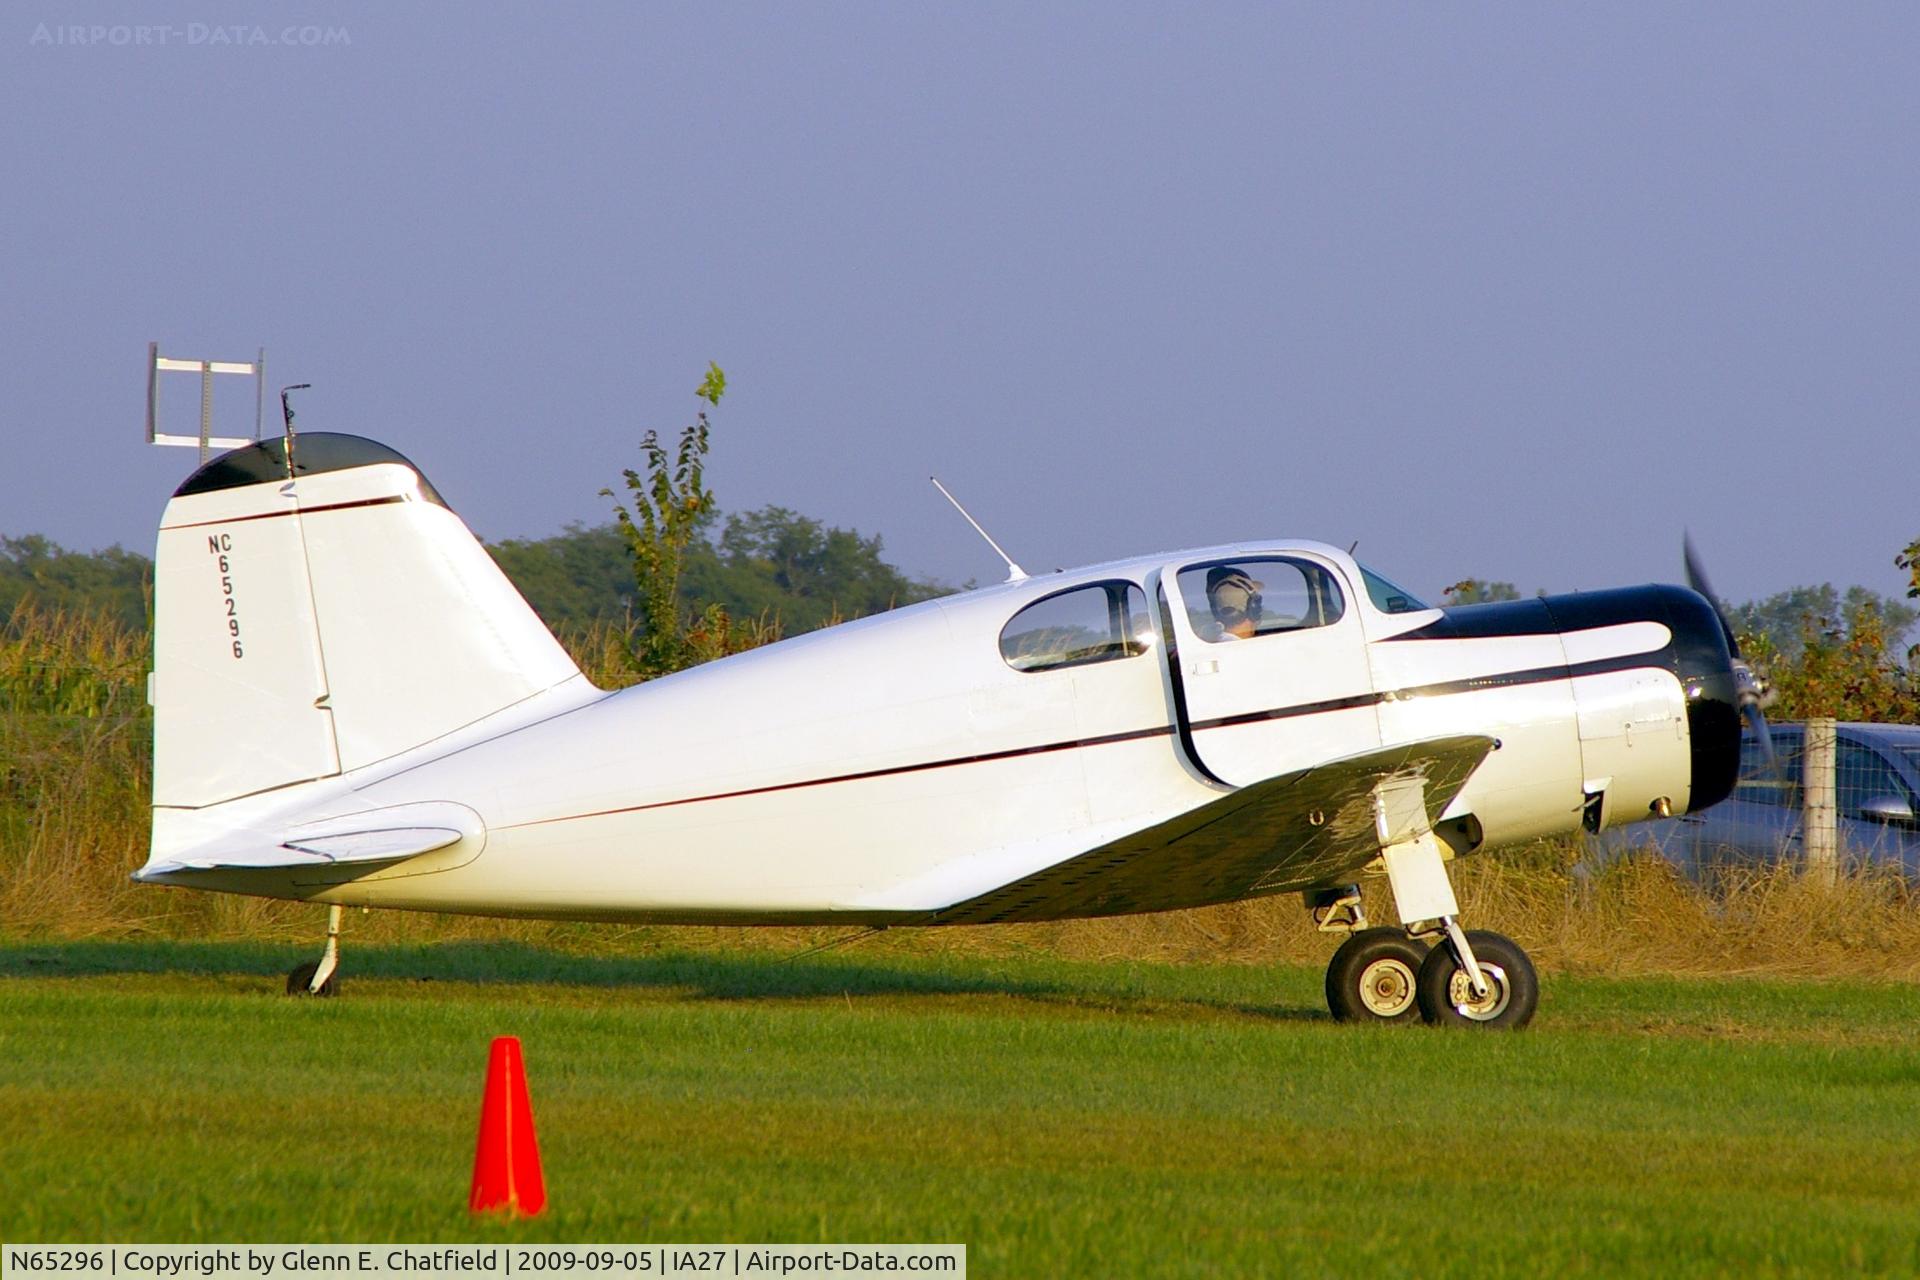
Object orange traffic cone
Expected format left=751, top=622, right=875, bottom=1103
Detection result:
left=469, top=1036, right=547, bottom=1215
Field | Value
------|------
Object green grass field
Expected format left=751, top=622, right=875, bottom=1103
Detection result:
left=3, top=939, right=1919, bottom=1277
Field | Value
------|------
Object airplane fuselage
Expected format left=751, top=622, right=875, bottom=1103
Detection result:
left=147, top=536, right=1739, bottom=924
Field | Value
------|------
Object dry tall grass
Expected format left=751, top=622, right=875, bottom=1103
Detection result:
left=939, top=845, right=1920, bottom=981
left=4, top=602, right=1919, bottom=979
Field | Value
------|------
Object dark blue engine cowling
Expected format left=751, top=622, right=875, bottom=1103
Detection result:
left=1396, top=585, right=1743, bottom=814
left=1538, top=586, right=1741, bottom=813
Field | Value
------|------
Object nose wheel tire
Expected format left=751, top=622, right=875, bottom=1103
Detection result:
left=1415, top=930, right=1536, bottom=1029
left=1325, top=927, right=1427, bottom=1023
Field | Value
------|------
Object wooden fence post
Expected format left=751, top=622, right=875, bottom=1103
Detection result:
left=1803, top=717, right=1838, bottom=887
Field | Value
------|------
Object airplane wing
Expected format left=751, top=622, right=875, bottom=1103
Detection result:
left=933, top=734, right=1496, bottom=925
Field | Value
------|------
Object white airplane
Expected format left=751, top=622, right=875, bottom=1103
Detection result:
left=134, top=433, right=1756, bottom=1029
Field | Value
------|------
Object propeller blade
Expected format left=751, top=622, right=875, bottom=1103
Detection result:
left=1684, top=534, right=1780, bottom=778
left=1683, top=532, right=1740, bottom=657
left=1733, top=665, right=1780, bottom=776
left=1681, top=532, right=1714, bottom=600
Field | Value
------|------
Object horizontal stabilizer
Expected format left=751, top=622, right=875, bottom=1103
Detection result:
left=135, top=802, right=481, bottom=881
left=284, top=825, right=465, bottom=862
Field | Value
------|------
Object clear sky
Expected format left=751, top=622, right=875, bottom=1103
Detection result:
left=3, top=4, right=1915, bottom=606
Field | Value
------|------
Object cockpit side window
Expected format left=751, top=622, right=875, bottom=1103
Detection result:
left=1177, top=557, right=1346, bottom=644
left=1000, top=581, right=1151, bottom=673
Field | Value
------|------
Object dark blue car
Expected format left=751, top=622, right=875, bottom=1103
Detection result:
left=1591, top=722, right=1920, bottom=875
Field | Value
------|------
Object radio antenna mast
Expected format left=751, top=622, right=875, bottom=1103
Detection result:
left=929, top=476, right=1027, bottom=583
left=280, top=384, right=312, bottom=480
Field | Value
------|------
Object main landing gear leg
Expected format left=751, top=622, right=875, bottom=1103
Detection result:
left=1331, top=776, right=1537, bottom=1029
left=285, top=903, right=343, bottom=997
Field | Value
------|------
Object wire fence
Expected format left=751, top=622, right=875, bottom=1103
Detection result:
left=1589, top=718, right=1920, bottom=878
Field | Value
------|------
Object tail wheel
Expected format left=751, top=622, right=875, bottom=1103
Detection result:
left=285, top=960, right=339, bottom=998
left=1325, top=927, right=1427, bottom=1023
left=1415, top=930, right=1536, bottom=1029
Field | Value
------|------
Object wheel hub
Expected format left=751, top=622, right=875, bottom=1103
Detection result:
left=1446, top=962, right=1510, bottom=1020
left=1359, top=957, right=1417, bottom=1018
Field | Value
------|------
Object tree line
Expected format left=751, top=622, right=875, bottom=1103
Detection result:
left=0, top=510, right=944, bottom=653
left=1, top=362, right=1915, bottom=713
left=12, top=525, right=1910, bottom=716
left=1, top=365, right=945, bottom=681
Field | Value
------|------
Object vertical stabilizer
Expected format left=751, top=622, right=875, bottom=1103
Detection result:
left=152, top=434, right=584, bottom=810
left=153, top=472, right=338, bottom=805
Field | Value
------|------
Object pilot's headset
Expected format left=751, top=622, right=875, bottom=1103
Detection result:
left=1206, top=567, right=1264, bottom=627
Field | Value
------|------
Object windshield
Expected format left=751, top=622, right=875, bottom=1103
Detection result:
left=1360, top=564, right=1429, bottom=615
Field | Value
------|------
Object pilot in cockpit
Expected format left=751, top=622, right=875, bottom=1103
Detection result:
left=1204, top=566, right=1263, bottom=641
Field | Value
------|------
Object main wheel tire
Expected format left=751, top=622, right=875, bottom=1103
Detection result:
left=285, top=961, right=339, bottom=998
left=1415, top=930, right=1535, bottom=1029
left=1325, top=927, right=1426, bottom=1023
